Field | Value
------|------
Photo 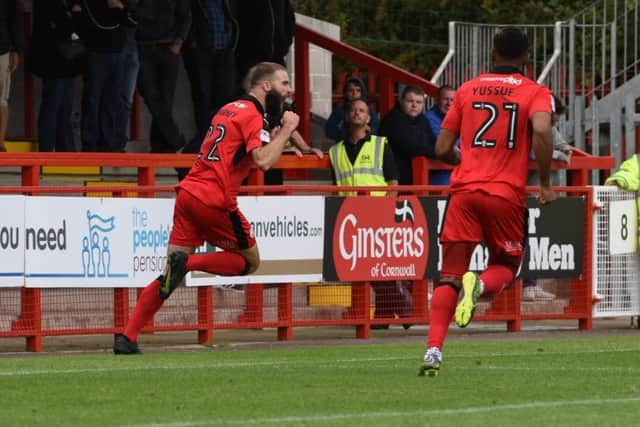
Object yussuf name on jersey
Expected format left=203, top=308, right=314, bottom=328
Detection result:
left=472, top=86, right=515, bottom=96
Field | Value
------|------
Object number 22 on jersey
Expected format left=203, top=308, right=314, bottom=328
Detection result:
left=202, top=124, right=226, bottom=162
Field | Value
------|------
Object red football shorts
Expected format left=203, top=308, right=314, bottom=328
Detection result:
left=169, top=189, right=256, bottom=250
left=439, top=191, right=526, bottom=278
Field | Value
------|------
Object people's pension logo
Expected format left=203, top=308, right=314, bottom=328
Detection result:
left=332, top=197, right=428, bottom=281
left=83, top=210, right=117, bottom=277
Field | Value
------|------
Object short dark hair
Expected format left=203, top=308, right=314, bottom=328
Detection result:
left=552, top=94, right=566, bottom=115
left=246, top=62, right=287, bottom=90
left=437, top=84, right=455, bottom=100
left=494, top=27, right=529, bottom=60
left=347, top=98, right=369, bottom=112
left=401, top=85, right=425, bottom=99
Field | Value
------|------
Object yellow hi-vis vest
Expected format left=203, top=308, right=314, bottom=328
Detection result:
left=328, top=135, right=388, bottom=196
left=605, top=154, right=640, bottom=233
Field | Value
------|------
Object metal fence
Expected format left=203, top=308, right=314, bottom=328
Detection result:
left=430, top=0, right=640, bottom=175
left=592, top=186, right=640, bottom=317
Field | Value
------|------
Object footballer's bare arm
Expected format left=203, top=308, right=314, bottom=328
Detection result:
left=435, top=129, right=461, bottom=165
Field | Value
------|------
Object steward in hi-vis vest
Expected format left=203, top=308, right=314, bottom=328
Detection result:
left=328, top=99, right=398, bottom=196
left=605, top=154, right=640, bottom=232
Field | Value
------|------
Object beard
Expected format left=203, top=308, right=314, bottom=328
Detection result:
left=265, top=89, right=284, bottom=129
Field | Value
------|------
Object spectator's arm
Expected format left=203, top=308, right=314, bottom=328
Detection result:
left=425, top=110, right=441, bottom=139
left=173, top=0, right=192, bottom=45
left=121, top=0, right=138, bottom=26
left=368, top=108, right=380, bottom=134
left=9, top=0, right=24, bottom=53
left=382, top=143, right=399, bottom=195
left=605, top=155, right=639, bottom=191
left=288, top=130, right=324, bottom=158
left=382, top=143, right=399, bottom=182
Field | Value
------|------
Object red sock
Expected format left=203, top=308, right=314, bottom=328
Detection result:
left=124, top=278, right=164, bottom=342
left=480, top=265, right=515, bottom=294
left=186, top=251, right=248, bottom=276
left=427, top=285, right=458, bottom=350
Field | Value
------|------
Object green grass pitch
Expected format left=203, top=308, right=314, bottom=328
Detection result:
left=1, top=336, right=640, bottom=426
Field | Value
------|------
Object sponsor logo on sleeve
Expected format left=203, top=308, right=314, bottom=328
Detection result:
left=260, top=129, right=271, bottom=143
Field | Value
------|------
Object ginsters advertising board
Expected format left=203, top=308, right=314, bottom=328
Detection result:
left=323, top=196, right=432, bottom=282
left=323, top=196, right=584, bottom=281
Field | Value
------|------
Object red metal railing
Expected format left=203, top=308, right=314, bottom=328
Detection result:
left=0, top=152, right=616, bottom=351
left=7, top=13, right=620, bottom=350
left=293, top=24, right=439, bottom=146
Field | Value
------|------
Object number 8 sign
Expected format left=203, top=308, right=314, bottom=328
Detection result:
left=609, top=199, right=637, bottom=254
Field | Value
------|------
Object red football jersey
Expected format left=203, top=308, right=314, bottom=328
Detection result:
left=178, top=96, right=270, bottom=211
left=441, top=69, right=553, bottom=206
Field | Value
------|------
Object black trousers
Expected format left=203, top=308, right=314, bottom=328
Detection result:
left=137, top=45, right=185, bottom=152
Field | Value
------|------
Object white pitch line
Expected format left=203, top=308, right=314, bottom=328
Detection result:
left=1, top=346, right=640, bottom=377
left=123, top=397, right=640, bottom=427
left=2, top=359, right=639, bottom=378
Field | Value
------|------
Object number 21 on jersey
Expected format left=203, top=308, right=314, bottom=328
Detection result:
left=471, top=102, right=519, bottom=149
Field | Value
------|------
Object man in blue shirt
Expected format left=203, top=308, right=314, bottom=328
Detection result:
left=424, top=85, right=456, bottom=184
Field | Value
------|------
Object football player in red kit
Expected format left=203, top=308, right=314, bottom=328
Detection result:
left=114, top=62, right=299, bottom=354
left=420, top=27, right=557, bottom=376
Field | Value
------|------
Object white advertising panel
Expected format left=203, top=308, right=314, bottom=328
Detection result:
left=0, top=195, right=25, bottom=287
left=25, top=197, right=174, bottom=287
left=609, top=199, right=637, bottom=254
left=187, top=196, right=325, bottom=286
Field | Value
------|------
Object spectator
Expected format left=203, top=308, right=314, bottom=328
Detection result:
left=328, top=98, right=397, bottom=193
left=379, top=85, right=436, bottom=185
left=424, top=85, right=456, bottom=184
left=236, top=0, right=295, bottom=88
left=0, top=0, right=23, bottom=152
left=606, top=155, right=640, bottom=190
left=328, top=98, right=409, bottom=326
left=234, top=1, right=320, bottom=185
left=325, top=76, right=380, bottom=142
left=30, top=0, right=83, bottom=152
left=177, top=0, right=239, bottom=180
left=76, top=0, right=137, bottom=152
left=113, top=62, right=299, bottom=354
left=523, top=94, right=572, bottom=301
left=136, top=0, right=191, bottom=153
left=605, top=153, right=640, bottom=263
left=606, top=151, right=640, bottom=221
left=183, top=0, right=239, bottom=135
left=114, top=7, right=139, bottom=152
left=419, top=27, right=556, bottom=377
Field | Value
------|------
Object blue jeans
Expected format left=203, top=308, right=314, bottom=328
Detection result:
left=38, top=77, right=76, bottom=152
left=81, top=52, right=127, bottom=152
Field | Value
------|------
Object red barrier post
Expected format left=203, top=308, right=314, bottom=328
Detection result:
left=197, top=287, right=213, bottom=344
left=353, top=282, right=371, bottom=339
left=113, top=289, right=129, bottom=332
left=277, top=284, right=293, bottom=340
left=412, top=280, right=428, bottom=320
